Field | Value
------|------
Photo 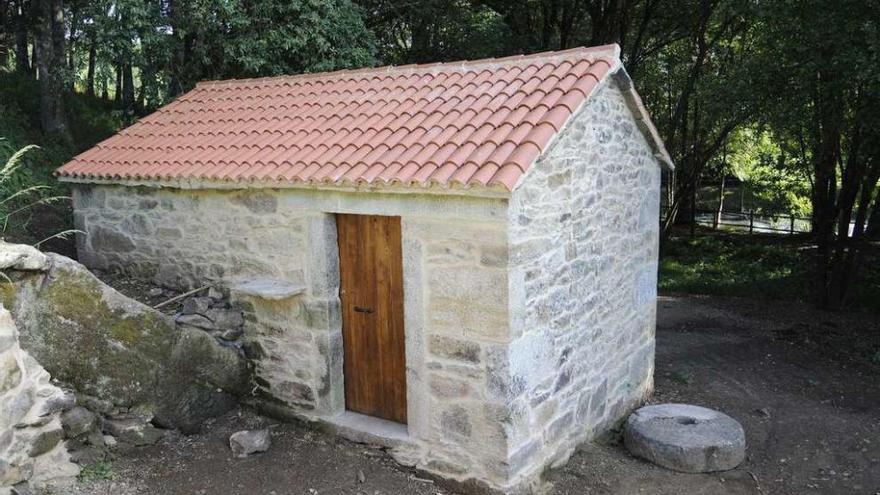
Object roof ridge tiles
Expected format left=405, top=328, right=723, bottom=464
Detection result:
left=193, top=45, right=619, bottom=90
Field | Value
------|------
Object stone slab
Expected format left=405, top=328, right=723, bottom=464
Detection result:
left=325, top=411, right=408, bottom=449
left=624, top=403, right=746, bottom=473
left=229, top=279, right=306, bottom=300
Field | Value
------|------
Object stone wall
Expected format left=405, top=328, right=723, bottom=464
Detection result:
left=0, top=306, right=79, bottom=492
left=398, top=218, right=510, bottom=485
left=72, top=187, right=309, bottom=289
left=504, top=79, right=661, bottom=485
left=72, top=185, right=515, bottom=487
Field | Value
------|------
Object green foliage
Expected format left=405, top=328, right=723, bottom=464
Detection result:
left=77, top=461, right=116, bottom=482
left=222, top=0, right=377, bottom=76
left=725, top=127, right=812, bottom=216
left=660, top=232, right=880, bottom=313
left=359, top=0, right=510, bottom=64
left=0, top=70, right=119, bottom=247
left=74, top=0, right=378, bottom=103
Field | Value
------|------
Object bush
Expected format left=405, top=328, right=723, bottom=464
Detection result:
left=659, top=230, right=880, bottom=313
left=0, top=71, right=120, bottom=252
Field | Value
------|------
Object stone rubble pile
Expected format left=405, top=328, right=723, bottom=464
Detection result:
left=0, top=306, right=79, bottom=494
left=0, top=298, right=173, bottom=495
left=62, top=401, right=168, bottom=467
left=174, top=292, right=246, bottom=345
left=0, top=241, right=260, bottom=490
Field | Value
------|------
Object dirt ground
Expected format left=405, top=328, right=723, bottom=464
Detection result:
left=62, top=294, right=880, bottom=495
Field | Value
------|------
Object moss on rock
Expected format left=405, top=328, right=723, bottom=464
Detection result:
left=2, top=251, right=251, bottom=432
left=7, top=256, right=176, bottom=410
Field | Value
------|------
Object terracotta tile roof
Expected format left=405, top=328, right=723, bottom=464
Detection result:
left=57, top=45, right=628, bottom=192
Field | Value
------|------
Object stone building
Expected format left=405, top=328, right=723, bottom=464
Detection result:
left=57, top=44, right=672, bottom=492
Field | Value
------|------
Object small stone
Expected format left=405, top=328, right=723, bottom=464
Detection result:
left=36, top=390, right=75, bottom=417
left=754, top=407, right=771, bottom=418
left=69, top=445, right=107, bottom=465
left=0, top=458, right=23, bottom=486
left=0, top=351, right=22, bottom=394
left=229, top=429, right=271, bottom=458
left=86, top=430, right=106, bottom=447
left=624, top=404, right=746, bottom=473
left=357, top=469, right=365, bottom=483
left=175, top=313, right=215, bottom=330
left=14, top=416, right=52, bottom=429
left=103, top=435, right=117, bottom=448
left=148, top=288, right=164, bottom=297
left=29, top=426, right=64, bottom=457
left=0, top=312, right=16, bottom=353
left=206, top=308, right=244, bottom=331
left=207, top=287, right=224, bottom=301
left=218, top=327, right=244, bottom=341
left=181, top=297, right=212, bottom=316
left=62, top=406, right=98, bottom=439
left=11, top=481, right=34, bottom=495
left=102, top=415, right=165, bottom=446
left=0, top=241, right=49, bottom=271
left=78, top=395, right=114, bottom=416
left=4, top=388, right=34, bottom=427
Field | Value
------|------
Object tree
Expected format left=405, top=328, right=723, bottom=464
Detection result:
left=638, top=0, right=756, bottom=236
left=358, top=0, right=509, bottom=64
left=34, top=0, right=69, bottom=137
left=165, top=0, right=377, bottom=96
left=13, top=0, right=32, bottom=74
left=755, top=0, right=880, bottom=308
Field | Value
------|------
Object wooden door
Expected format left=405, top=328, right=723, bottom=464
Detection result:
left=336, top=214, right=407, bottom=424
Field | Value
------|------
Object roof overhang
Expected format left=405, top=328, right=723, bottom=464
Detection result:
left=57, top=175, right=513, bottom=199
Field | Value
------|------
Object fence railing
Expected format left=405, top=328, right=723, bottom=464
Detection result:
left=662, top=207, right=812, bottom=235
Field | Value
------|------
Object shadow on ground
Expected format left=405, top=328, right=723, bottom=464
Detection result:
left=65, top=295, right=880, bottom=495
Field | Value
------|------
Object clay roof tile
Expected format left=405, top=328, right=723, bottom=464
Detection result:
left=58, top=47, right=623, bottom=191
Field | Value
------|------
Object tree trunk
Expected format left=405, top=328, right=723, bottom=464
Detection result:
left=867, top=192, right=880, bottom=240
left=14, top=0, right=30, bottom=73
left=0, top=2, right=9, bottom=66
left=122, top=62, right=135, bottom=118
left=714, top=173, right=726, bottom=229
left=34, top=0, right=68, bottom=137
left=830, top=160, right=879, bottom=307
left=85, top=33, right=96, bottom=97
left=100, top=71, right=108, bottom=100
left=114, top=62, right=122, bottom=105
left=810, top=87, right=843, bottom=309
left=66, top=3, right=78, bottom=74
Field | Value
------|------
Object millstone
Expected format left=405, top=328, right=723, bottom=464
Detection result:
left=624, top=404, right=746, bottom=473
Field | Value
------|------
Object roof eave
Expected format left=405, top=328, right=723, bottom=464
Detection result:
left=55, top=175, right=513, bottom=199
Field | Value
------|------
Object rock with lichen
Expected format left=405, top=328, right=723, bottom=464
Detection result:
left=2, top=254, right=177, bottom=409
left=0, top=247, right=251, bottom=433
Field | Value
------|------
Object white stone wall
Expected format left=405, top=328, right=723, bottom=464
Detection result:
left=399, top=218, right=511, bottom=484
left=71, top=185, right=514, bottom=487
left=0, top=306, right=79, bottom=491
left=504, top=80, right=661, bottom=485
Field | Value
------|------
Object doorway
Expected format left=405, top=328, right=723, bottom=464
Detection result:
left=336, top=214, right=407, bottom=424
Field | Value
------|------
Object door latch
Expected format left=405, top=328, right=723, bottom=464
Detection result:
left=354, top=306, right=374, bottom=314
